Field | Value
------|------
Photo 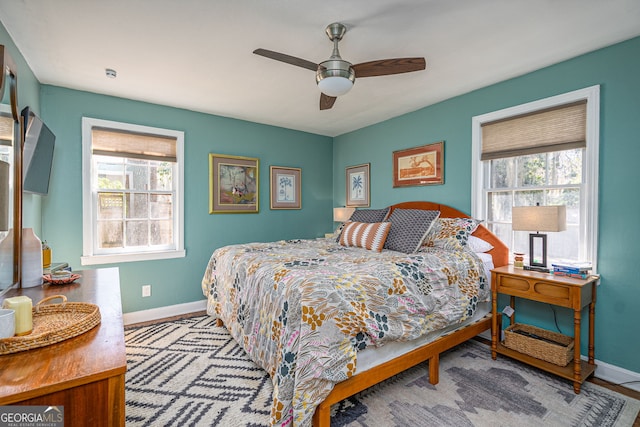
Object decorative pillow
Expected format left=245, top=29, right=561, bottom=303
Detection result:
left=467, top=235, right=494, bottom=253
left=423, top=217, right=482, bottom=251
left=383, top=209, right=440, bottom=254
left=335, top=208, right=389, bottom=243
left=339, top=221, right=391, bottom=252
left=349, top=207, right=390, bottom=223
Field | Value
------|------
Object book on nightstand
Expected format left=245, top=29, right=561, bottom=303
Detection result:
left=552, top=271, right=591, bottom=279
left=551, top=262, right=592, bottom=279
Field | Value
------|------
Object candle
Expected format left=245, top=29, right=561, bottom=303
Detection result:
left=2, top=296, right=33, bottom=335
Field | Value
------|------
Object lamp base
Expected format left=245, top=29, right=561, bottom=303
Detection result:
left=524, top=265, right=551, bottom=273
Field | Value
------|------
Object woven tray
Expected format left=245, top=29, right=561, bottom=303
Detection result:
left=503, top=323, right=573, bottom=366
left=0, top=295, right=101, bottom=355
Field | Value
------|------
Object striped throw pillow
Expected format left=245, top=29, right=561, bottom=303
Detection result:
left=339, top=221, right=391, bottom=252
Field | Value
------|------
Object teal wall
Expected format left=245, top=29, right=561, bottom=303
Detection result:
left=39, top=86, right=333, bottom=313
left=333, top=36, right=640, bottom=373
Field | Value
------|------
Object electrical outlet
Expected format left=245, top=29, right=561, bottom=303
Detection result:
left=142, top=285, right=151, bottom=297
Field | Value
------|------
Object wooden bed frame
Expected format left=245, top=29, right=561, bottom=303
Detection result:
left=311, top=201, right=509, bottom=426
left=214, top=201, right=509, bottom=426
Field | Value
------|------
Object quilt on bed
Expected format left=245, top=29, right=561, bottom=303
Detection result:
left=201, top=238, right=489, bottom=426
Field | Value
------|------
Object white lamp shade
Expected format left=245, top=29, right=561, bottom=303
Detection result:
left=512, top=205, right=567, bottom=232
left=316, top=58, right=355, bottom=97
left=333, top=207, right=355, bottom=222
left=317, top=76, right=353, bottom=97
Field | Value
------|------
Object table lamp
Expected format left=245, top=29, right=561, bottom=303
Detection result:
left=333, top=207, right=355, bottom=223
left=512, top=204, right=566, bottom=272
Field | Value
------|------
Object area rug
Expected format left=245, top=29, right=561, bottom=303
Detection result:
left=124, top=316, right=640, bottom=426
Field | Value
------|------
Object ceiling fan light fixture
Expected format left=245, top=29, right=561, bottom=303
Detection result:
left=316, top=59, right=355, bottom=97
left=253, top=21, right=426, bottom=110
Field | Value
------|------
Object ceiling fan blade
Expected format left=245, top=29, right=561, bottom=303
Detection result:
left=253, top=48, right=318, bottom=71
left=320, top=93, right=337, bottom=110
left=353, top=57, right=426, bottom=78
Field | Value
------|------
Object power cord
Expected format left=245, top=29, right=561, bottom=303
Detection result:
left=549, top=304, right=563, bottom=334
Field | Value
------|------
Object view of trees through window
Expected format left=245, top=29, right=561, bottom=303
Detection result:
left=485, top=148, right=583, bottom=263
left=95, top=155, right=174, bottom=251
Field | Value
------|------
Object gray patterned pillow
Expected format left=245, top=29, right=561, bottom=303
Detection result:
left=349, top=207, right=390, bottom=223
left=384, top=209, right=440, bottom=253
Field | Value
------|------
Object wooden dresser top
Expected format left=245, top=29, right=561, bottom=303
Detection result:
left=0, top=267, right=125, bottom=404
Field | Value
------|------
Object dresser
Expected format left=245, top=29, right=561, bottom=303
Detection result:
left=0, top=268, right=126, bottom=426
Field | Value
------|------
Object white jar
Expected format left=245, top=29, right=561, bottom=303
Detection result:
left=22, top=228, right=43, bottom=288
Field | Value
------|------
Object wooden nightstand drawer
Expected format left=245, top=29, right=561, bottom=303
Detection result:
left=496, top=275, right=531, bottom=292
left=496, top=273, right=574, bottom=307
left=534, top=281, right=570, bottom=302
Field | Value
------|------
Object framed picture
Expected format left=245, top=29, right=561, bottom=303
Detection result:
left=209, top=153, right=259, bottom=213
left=270, top=166, right=301, bottom=209
left=346, top=163, right=370, bottom=207
left=393, top=141, right=444, bottom=187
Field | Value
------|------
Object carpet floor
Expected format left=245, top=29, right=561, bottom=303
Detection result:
left=124, top=315, right=640, bottom=426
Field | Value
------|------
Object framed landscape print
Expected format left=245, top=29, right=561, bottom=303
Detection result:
left=393, top=141, right=444, bottom=187
left=209, top=153, right=259, bottom=213
left=346, top=163, right=370, bottom=207
left=270, top=166, right=301, bottom=209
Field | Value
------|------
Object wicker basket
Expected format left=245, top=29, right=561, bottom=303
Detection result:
left=503, top=323, right=573, bottom=366
left=0, top=295, right=101, bottom=355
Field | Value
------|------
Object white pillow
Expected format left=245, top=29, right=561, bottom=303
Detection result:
left=467, top=235, right=494, bottom=253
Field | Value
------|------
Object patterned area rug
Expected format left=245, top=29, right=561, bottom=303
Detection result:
left=124, top=316, right=640, bottom=426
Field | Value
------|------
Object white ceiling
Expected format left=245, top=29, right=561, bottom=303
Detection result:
left=0, top=1, right=639, bottom=137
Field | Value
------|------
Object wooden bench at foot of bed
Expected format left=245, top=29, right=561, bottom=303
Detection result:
left=312, top=314, right=492, bottom=427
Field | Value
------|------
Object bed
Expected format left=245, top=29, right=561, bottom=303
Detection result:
left=201, top=201, right=508, bottom=426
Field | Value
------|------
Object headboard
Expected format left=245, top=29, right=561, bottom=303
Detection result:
left=388, top=201, right=509, bottom=268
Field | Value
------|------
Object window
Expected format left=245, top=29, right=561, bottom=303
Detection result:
left=471, top=86, right=599, bottom=270
left=81, top=118, right=185, bottom=265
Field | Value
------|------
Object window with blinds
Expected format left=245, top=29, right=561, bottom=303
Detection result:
left=472, top=86, right=599, bottom=269
left=81, top=118, right=185, bottom=265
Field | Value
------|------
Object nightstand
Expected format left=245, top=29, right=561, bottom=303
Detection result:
left=491, top=265, right=598, bottom=393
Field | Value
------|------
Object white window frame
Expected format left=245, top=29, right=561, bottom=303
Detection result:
left=81, top=117, right=185, bottom=265
left=471, top=85, right=600, bottom=271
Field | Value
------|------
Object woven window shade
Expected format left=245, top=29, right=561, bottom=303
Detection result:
left=91, top=127, right=177, bottom=162
left=0, top=115, right=14, bottom=147
left=481, top=100, right=587, bottom=160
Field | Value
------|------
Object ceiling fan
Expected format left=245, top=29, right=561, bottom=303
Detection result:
left=253, top=23, right=426, bottom=110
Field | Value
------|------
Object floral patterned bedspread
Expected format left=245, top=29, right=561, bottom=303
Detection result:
left=201, top=238, right=489, bottom=426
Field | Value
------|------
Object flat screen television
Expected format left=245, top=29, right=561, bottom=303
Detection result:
left=21, top=107, right=55, bottom=195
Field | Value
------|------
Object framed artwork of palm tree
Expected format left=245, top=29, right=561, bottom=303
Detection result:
left=270, top=166, right=301, bottom=209
left=346, top=163, right=370, bottom=207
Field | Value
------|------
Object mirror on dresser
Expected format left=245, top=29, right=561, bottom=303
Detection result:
left=0, top=45, right=21, bottom=297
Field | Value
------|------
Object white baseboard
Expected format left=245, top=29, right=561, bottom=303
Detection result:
left=476, top=330, right=640, bottom=392
left=123, top=299, right=207, bottom=326
left=592, top=357, right=640, bottom=393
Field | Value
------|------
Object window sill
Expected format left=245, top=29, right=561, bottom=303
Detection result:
left=81, top=249, right=186, bottom=266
